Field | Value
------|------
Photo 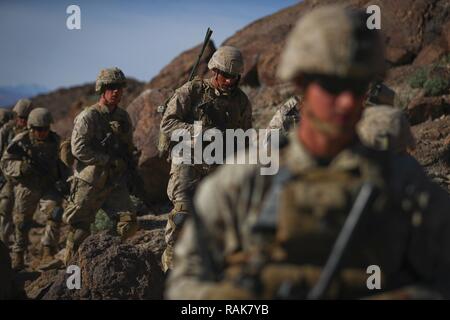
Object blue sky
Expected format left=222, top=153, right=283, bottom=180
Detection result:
left=0, top=0, right=298, bottom=91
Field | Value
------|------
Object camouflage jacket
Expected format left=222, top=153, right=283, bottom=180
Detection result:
left=161, top=78, right=252, bottom=140
left=71, top=103, right=134, bottom=186
left=166, top=133, right=450, bottom=299
left=267, top=96, right=301, bottom=139
left=0, top=121, right=27, bottom=159
left=0, top=130, right=60, bottom=188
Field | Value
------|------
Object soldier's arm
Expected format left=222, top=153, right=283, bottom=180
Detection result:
left=160, top=84, right=195, bottom=137
left=0, top=126, right=9, bottom=158
left=0, top=139, right=28, bottom=178
left=396, top=156, right=450, bottom=297
left=71, top=113, right=109, bottom=166
left=166, top=162, right=262, bottom=299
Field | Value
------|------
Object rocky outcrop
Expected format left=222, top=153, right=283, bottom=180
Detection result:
left=43, top=232, right=164, bottom=300
left=127, top=88, right=174, bottom=202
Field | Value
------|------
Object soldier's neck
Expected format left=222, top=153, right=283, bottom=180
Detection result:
left=298, top=121, right=355, bottom=160
left=98, top=99, right=117, bottom=113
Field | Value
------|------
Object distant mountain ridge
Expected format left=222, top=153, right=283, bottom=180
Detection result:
left=0, top=84, right=49, bottom=107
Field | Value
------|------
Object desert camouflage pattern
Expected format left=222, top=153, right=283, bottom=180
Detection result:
left=0, top=130, right=62, bottom=254
left=166, top=133, right=450, bottom=299
left=357, top=105, right=415, bottom=153
left=267, top=96, right=301, bottom=141
left=277, top=5, right=385, bottom=81
left=62, top=103, right=137, bottom=264
left=160, top=77, right=252, bottom=271
left=208, top=46, right=244, bottom=76
left=95, top=67, right=127, bottom=93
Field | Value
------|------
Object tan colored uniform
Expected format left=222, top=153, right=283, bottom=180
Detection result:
left=166, top=133, right=450, bottom=299
left=0, top=130, right=62, bottom=254
left=62, top=103, right=137, bottom=259
left=160, top=78, right=252, bottom=271
left=0, top=122, right=28, bottom=244
left=267, top=96, right=300, bottom=141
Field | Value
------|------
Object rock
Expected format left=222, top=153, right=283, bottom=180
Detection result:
left=407, top=95, right=450, bottom=125
left=411, top=116, right=450, bottom=190
left=43, top=232, right=164, bottom=300
left=413, top=38, right=447, bottom=66
left=127, top=88, right=174, bottom=202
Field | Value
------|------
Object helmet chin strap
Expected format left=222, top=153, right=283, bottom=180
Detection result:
left=303, top=103, right=353, bottom=137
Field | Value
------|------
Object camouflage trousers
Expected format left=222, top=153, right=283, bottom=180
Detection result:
left=0, top=179, right=14, bottom=244
left=62, top=177, right=138, bottom=262
left=12, top=182, right=62, bottom=254
left=162, top=162, right=215, bottom=271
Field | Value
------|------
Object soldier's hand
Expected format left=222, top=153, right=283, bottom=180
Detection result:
left=109, top=121, right=121, bottom=134
left=20, top=160, right=33, bottom=175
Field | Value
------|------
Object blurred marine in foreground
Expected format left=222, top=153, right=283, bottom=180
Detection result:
left=166, top=5, right=450, bottom=299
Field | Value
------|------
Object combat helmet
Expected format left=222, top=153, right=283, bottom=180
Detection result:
left=208, top=46, right=244, bottom=76
left=278, top=5, right=386, bottom=82
left=27, top=107, right=53, bottom=128
left=95, top=67, right=127, bottom=93
left=13, top=99, right=33, bottom=118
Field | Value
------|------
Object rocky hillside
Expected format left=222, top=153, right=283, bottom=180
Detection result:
left=7, top=0, right=450, bottom=300
left=128, top=0, right=450, bottom=201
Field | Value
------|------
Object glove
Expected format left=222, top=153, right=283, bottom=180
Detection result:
left=109, top=121, right=121, bottom=134
left=20, top=160, right=33, bottom=175
left=204, top=281, right=255, bottom=300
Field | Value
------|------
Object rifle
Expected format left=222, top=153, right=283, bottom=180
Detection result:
left=157, top=27, right=213, bottom=116
left=307, top=182, right=376, bottom=300
left=100, top=132, right=153, bottom=210
left=6, top=141, right=69, bottom=199
left=189, top=27, right=213, bottom=82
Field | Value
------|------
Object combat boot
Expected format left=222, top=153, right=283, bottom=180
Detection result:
left=12, top=251, right=24, bottom=271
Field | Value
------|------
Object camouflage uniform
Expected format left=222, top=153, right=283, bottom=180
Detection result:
left=166, top=133, right=450, bottom=299
left=266, top=96, right=301, bottom=142
left=62, top=68, right=138, bottom=265
left=0, top=109, right=62, bottom=269
left=166, top=6, right=450, bottom=299
left=0, top=99, right=33, bottom=244
left=160, top=46, right=253, bottom=271
left=357, top=105, right=415, bottom=153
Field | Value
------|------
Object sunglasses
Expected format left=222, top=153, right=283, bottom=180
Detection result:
left=217, top=70, right=239, bottom=80
left=31, top=126, right=49, bottom=132
left=104, top=84, right=124, bottom=91
left=303, top=74, right=370, bottom=96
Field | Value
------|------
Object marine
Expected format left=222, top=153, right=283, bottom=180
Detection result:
left=62, top=67, right=139, bottom=265
left=159, top=45, right=252, bottom=271
left=0, top=108, right=64, bottom=270
left=166, top=5, right=450, bottom=299
left=0, top=99, right=34, bottom=245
